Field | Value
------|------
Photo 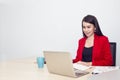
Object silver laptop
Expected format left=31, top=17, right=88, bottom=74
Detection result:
left=43, top=51, right=89, bottom=78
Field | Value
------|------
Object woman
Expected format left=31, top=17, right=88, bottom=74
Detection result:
left=73, top=15, right=113, bottom=66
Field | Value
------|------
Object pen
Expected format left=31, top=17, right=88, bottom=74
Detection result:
left=92, top=72, right=99, bottom=74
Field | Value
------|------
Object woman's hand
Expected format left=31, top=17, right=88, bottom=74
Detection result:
left=77, top=61, right=92, bottom=66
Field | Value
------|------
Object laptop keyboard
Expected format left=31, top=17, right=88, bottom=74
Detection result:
left=74, top=68, right=89, bottom=77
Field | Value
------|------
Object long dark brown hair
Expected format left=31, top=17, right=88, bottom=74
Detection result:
left=82, top=15, right=103, bottom=37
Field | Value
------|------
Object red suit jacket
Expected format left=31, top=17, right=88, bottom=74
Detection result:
left=73, top=34, right=113, bottom=66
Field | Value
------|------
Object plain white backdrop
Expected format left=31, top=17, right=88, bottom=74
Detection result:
left=0, top=0, right=120, bottom=65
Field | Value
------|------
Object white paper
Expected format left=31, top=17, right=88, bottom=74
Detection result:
left=92, top=66, right=120, bottom=74
left=73, top=63, right=91, bottom=70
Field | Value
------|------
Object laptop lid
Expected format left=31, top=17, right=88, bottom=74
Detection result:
left=44, top=51, right=76, bottom=77
left=43, top=51, right=89, bottom=77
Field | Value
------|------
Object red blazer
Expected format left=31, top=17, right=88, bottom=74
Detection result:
left=73, top=34, right=113, bottom=66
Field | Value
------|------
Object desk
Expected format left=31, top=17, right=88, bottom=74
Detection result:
left=0, top=57, right=92, bottom=80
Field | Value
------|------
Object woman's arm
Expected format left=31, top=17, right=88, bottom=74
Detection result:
left=92, top=37, right=113, bottom=66
left=77, top=61, right=92, bottom=66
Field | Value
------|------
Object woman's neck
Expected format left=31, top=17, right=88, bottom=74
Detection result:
left=87, top=34, right=94, bottom=40
left=85, top=34, right=94, bottom=47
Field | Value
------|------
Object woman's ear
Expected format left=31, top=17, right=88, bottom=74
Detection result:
left=94, top=28, right=96, bottom=32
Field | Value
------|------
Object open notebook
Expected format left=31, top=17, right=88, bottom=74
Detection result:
left=73, top=63, right=91, bottom=70
left=92, top=66, right=120, bottom=74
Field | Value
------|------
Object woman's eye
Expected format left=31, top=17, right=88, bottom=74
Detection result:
left=87, top=26, right=91, bottom=28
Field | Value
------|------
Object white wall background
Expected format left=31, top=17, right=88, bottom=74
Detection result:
left=0, top=0, right=120, bottom=65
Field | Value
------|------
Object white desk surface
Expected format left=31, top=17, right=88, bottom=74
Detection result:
left=0, top=57, right=92, bottom=80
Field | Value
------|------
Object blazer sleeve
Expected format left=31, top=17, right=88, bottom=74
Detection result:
left=73, top=38, right=84, bottom=63
left=73, top=40, right=81, bottom=63
left=92, top=37, right=113, bottom=66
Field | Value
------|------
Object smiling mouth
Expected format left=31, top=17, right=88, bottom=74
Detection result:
left=85, top=32, right=90, bottom=35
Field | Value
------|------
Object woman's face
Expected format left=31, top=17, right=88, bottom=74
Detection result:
left=82, top=21, right=96, bottom=38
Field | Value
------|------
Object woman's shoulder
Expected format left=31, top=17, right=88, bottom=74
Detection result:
left=79, top=37, right=86, bottom=42
left=95, top=35, right=110, bottom=45
left=98, top=35, right=108, bottom=39
left=96, top=35, right=109, bottom=41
